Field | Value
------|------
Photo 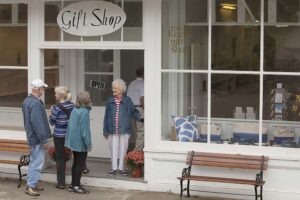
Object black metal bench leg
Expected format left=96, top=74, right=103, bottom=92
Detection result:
left=187, top=180, right=190, bottom=197
left=180, top=180, right=183, bottom=198
left=260, top=185, right=263, bottom=200
left=255, top=185, right=258, bottom=200
left=17, top=164, right=22, bottom=188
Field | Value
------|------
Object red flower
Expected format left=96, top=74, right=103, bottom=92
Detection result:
left=47, top=146, right=72, bottom=161
left=125, top=150, right=144, bottom=169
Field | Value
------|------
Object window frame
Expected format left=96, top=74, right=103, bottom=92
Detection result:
left=160, top=0, right=300, bottom=147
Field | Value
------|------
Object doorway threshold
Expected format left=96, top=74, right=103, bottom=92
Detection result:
left=43, top=157, right=145, bottom=183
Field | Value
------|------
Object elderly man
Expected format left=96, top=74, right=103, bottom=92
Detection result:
left=127, top=66, right=144, bottom=151
left=22, top=79, right=51, bottom=196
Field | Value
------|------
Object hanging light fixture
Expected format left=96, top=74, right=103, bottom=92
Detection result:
left=220, top=3, right=237, bottom=10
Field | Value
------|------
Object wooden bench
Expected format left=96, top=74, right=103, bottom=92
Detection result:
left=0, top=139, right=30, bottom=188
left=178, top=151, right=269, bottom=200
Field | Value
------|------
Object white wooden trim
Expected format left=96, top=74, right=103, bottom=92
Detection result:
left=28, top=0, right=45, bottom=98
left=85, top=72, right=114, bottom=76
left=144, top=0, right=161, bottom=160
left=40, top=42, right=144, bottom=49
left=207, top=0, right=212, bottom=143
left=0, top=66, right=27, bottom=69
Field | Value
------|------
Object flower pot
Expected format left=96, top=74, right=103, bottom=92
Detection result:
left=131, top=166, right=142, bottom=178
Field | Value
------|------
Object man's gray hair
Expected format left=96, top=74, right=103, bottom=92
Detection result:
left=112, top=79, right=127, bottom=94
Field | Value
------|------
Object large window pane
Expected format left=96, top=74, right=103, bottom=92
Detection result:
left=211, top=74, right=260, bottom=145
left=45, top=68, right=59, bottom=109
left=162, top=0, right=208, bottom=69
left=277, top=0, right=300, bottom=22
left=216, top=0, right=237, bottom=22
left=85, top=50, right=113, bottom=73
left=123, top=0, right=143, bottom=41
left=161, top=72, right=208, bottom=142
left=45, top=2, right=61, bottom=41
left=263, top=75, right=300, bottom=148
left=212, top=26, right=260, bottom=71
left=186, top=0, right=207, bottom=23
left=215, top=0, right=260, bottom=23
left=0, top=27, right=27, bottom=66
left=264, top=26, right=300, bottom=72
left=0, top=4, right=11, bottom=23
left=0, top=70, right=27, bottom=107
left=85, top=75, right=113, bottom=106
left=18, top=4, right=28, bottom=23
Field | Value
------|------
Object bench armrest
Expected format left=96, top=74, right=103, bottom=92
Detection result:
left=19, top=154, right=30, bottom=167
left=181, top=166, right=191, bottom=177
left=256, top=171, right=264, bottom=183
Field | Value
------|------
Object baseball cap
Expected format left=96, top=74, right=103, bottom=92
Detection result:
left=31, top=79, right=48, bottom=88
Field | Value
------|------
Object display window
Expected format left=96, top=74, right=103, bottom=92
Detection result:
left=161, top=0, right=300, bottom=148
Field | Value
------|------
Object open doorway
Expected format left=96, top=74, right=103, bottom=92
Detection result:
left=44, top=49, right=144, bottom=180
left=58, top=49, right=144, bottom=158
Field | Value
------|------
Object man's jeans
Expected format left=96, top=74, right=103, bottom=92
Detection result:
left=27, top=144, right=45, bottom=188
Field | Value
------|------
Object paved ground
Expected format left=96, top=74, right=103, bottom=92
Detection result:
left=0, top=178, right=232, bottom=200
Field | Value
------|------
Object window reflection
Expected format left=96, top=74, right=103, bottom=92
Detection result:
left=0, top=27, right=27, bottom=66
left=211, top=74, right=259, bottom=118
left=161, top=72, right=208, bottom=142
left=0, top=70, right=27, bottom=107
left=277, top=0, right=300, bottom=22
left=264, top=26, right=300, bottom=72
left=45, top=68, right=59, bottom=109
left=215, top=0, right=237, bottom=22
left=18, top=4, right=28, bottom=23
left=185, top=0, right=207, bottom=23
left=212, top=26, right=260, bottom=71
left=0, top=4, right=11, bottom=23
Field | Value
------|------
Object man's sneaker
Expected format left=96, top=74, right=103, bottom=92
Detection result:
left=71, top=186, right=89, bottom=194
left=120, top=170, right=128, bottom=176
left=107, top=170, right=117, bottom=176
left=82, top=168, right=89, bottom=174
left=34, top=185, right=44, bottom=191
left=25, top=187, right=40, bottom=196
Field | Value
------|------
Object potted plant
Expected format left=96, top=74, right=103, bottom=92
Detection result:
left=125, top=150, right=144, bottom=178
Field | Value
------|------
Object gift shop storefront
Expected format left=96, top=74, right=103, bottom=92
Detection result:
left=1, top=0, right=300, bottom=199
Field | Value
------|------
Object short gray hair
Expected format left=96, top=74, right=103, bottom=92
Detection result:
left=76, top=91, right=91, bottom=107
left=112, top=79, right=127, bottom=94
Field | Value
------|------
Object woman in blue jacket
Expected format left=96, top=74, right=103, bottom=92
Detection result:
left=65, top=91, right=92, bottom=194
left=103, top=79, right=140, bottom=176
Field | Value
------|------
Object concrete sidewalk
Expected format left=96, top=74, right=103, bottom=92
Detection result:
left=0, top=178, right=232, bottom=200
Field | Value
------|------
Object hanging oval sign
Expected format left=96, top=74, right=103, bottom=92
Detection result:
left=57, top=1, right=127, bottom=37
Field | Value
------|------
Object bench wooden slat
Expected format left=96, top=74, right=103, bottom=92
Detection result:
left=178, top=175, right=265, bottom=186
left=0, top=139, right=28, bottom=144
left=0, top=143, right=29, bottom=148
left=191, top=156, right=268, bottom=166
left=191, top=160, right=265, bottom=170
left=188, top=151, right=269, bottom=161
left=190, top=157, right=268, bottom=170
left=0, top=147, right=30, bottom=153
left=0, top=159, right=20, bottom=165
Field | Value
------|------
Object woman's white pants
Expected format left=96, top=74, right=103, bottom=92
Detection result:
left=108, top=134, right=130, bottom=171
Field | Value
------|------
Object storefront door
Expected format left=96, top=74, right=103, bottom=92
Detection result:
left=62, top=49, right=144, bottom=158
